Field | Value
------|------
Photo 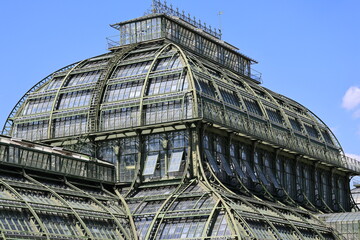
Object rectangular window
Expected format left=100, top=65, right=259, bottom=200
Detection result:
left=289, top=117, right=302, bottom=132
left=231, top=157, right=246, bottom=179
left=168, top=151, right=183, bottom=172
left=58, top=90, right=93, bottom=109
left=66, top=70, right=100, bottom=86
left=22, top=96, right=54, bottom=115
left=118, top=137, right=139, bottom=182
left=0, top=145, right=8, bottom=162
left=53, top=115, right=88, bottom=137
left=321, top=130, right=334, bottom=145
left=265, top=107, right=283, bottom=124
left=100, top=107, right=139, bottom=131
left=219, top=154, right=233, bottom=176
left=244, top=161, right=258, bottom=183
left=304, top=124, right=319, bottom=139
left=104, top=80, right=143, bottom=102
left=205, top=149, right=220, bottom=173
left=112, top=61, right=151, bottom=79
left=14, top=120, right=49, bottom=141
left=197, top=78, right=216, bottom=97
left=243, top=97, right=263, bottom=116
left=143, top=154, right=159, bottom=175
left=43, top=76, right=64, bottom=91
left=219, top=88, right=240, bottom=107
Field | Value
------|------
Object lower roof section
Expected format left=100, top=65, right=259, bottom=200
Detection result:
left=125, top=179, right=340, bottom=239
left=318, top=212, right=360, bottom=240
left=0, top=134, right=346, bottom=239
left=0, top=169, right=133, bottom=239
left=0, top=169, right=342, bottom=240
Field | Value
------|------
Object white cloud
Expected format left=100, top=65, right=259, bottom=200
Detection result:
left=354, top=109, right=360, bottom=119
left=342, top=86, right=360, bottom=110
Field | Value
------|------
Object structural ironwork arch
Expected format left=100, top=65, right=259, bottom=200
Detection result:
left=1, top=3, right=359, bottom=239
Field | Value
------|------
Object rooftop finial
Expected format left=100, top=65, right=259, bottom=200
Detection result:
left=218, top=11, right=224, bottom=35
left=152, top=0, right=156, bottom=13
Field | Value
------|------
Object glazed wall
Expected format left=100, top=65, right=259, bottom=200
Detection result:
left=202, top=130, right=350, bottom=212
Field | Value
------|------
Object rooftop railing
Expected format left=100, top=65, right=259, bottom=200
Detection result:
left=151, top=0, right=222, bottom=39
left=106, top=36, right=120, bottom=49
left=250, top=68, right=262, bottom=83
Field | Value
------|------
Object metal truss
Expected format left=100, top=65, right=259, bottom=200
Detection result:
left=1, top=7, right=359, bottom=239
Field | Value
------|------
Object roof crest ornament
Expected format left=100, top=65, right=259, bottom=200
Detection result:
left=151, top=0, right=222, bottom=39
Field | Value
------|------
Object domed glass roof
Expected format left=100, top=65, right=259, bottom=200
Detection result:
left=3, top=1, right=357, bottom=174
left=0, top=2, right=359, bottom=239
left=3, top=39, right=343, bottom=165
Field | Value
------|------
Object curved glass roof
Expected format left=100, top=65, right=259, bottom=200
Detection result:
left=0, top=4, right=357, bottom=239
left=3, top=40, right=346, bottom=169
left=4, top=42, right=336, bottom=142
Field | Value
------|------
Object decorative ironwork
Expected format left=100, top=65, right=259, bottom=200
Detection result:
left=0, top=1, right=357, bottom=239
left=152, top=0, right=222, bottom=39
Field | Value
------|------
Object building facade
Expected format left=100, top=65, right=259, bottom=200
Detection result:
left=1, top=1, right=359, bottom=239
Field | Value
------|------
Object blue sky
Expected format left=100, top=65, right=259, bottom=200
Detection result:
left=0, top=1, right=359, bottom=161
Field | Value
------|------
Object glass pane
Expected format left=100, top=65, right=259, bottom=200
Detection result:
left=243, top=97, right=263, bottom=116
left=231, top=157, right=246, bottom=179
left=219, top=154, right=233, bottom=175
left=205, top=149, right=220, bottom=173
left=143, top=154, right=159, bottom=175
left=168, top=151, right=183, bottom=172
left=289, top=117, right=302, bottom=132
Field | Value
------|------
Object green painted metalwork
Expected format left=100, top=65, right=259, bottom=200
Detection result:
left=0, top=178, right=50, bottom=239
left=23, top=173, right=95, bottom=239
left=0, top=1, right=358, bottom=239
left=114, top=188, right=139, bottom=240
left=65, top=179, right=129, bottom=240
left=47, top=60, right=87, bottom=138
left=1, top=62, right=79, bottom=137
left=89, top=44, right=139, bottom=133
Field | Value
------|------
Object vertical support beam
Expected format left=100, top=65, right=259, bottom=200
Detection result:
left=330, top=168, right=335, bottom=211
left=346, top=173, right=353, bottom=211
left=185, top=123, right=194, bottom=179
left=126, top=130, right=143, bottom=197
left=295, top=156, right=303, bottom=203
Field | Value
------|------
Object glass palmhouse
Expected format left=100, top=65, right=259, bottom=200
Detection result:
left=1, top=1, right=359, bottom=239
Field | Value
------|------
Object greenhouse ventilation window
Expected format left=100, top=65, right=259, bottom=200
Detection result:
left=168, top=151, right=183, bottom=172
left=205, top=149, right=220, bottom=173
left=143, top=154, right=159, bottom=175
left=231, top=157, right=246, bottom=179
left=219, top=154, right=233, bottom=176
